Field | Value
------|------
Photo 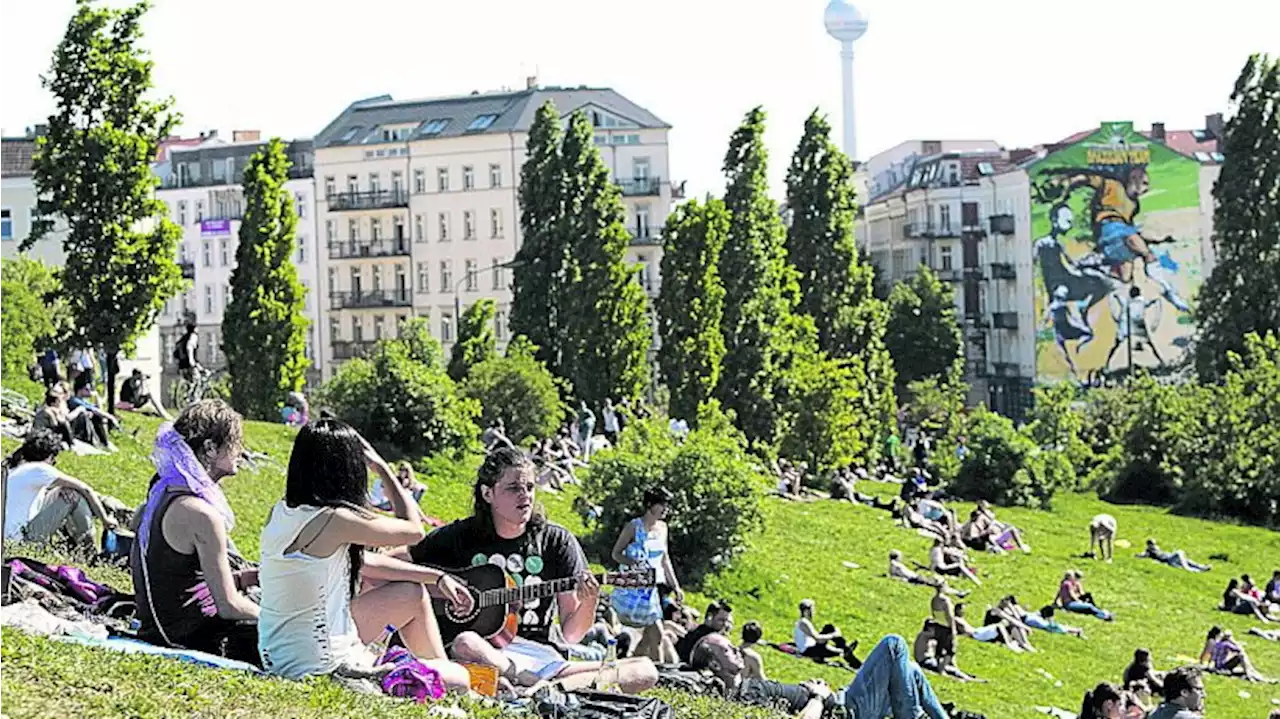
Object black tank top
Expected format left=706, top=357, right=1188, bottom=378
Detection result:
left=131, top=488, right=211, bottom=645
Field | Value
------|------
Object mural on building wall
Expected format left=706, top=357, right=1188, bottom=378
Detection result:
left=1030, top=122, right=1202, bottom=382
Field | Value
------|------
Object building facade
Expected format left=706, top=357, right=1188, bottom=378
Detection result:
left=313, top=83, right=679, bottom=380
left=155, top=134, right=322, bottom=391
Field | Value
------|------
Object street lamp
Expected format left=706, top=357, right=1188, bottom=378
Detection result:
left=450, top=258, right=527, bottom=343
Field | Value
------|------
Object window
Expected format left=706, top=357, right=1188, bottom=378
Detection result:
left=462, top=166, right=474, bottom=190
left=219, top=238, right=229, bottom=267
left=491, top=257, right=504, bottom=290
left=638, top=254, right=651, bottom=291
left=0, top=209, right=11, bottom=240
left=324, top=176, right=335, bottom=197
left=369, top=173, right=381, bottom=194
left=195, top=200, right=205, bottom=222
left=224, top=284, right=232, bottom=309
left=413, top=169, right=425, bottom=193
left=177, top=201, right=187, bottom=225
left=329, top=317, right=341, bottom=343
left=417, top=262, right=429, bottom=293
left=202, top=240, right=212, bottom=267
left=326, top=220, right=336, bottom=243
left=350, top=266, right=362, bottom=294
left=440, top=260, right=453, bottom=291
left=327, top=267, right=336, bottom=296
left=438, top=213, right=450, bottom=242
left=296, top=193, right=306, bottom=219
left=467, top=114, right=498, bottom=131
left=633, top=157, right=651, bottom=180
left=440, top=312, right=454, bottom=342
left=463, top=210, right=476, bottom=240
left=437, top=168, right=449, bottom=192
left=392, top=216, right=406, bottom=245
left=348, top=218, right=360, bottom=243
left=464, top=259, right=478, bottom=291
left=297, top=235, right=307, bottom=263
left=346, top=175, right=358, bottom=194
left=374, top=315, right=386, bottom=340
left=305, top=328, right=314, bottom=360
left=940, top=245, right=954, bottom=271
left=420, top=118, right=449, bottom=135
left=371, top=217, right=382, bottom=241
left=489, top=163, right=502, bottom=188
left=495, top=311, right=507, bottom=340
left=490, top=208, right=503, bottom=238
left=391, top=171, right=403, bottom=196
left=940, top=205, right=952, bottom=233
left=204, top=285, right=214, bottom=314
left=351, top=316, right=363, bottom=342
left=340, top=127, right=361, bottom=143
left=397, top=315, right=408, bottom=335
left=161, top=334, right=172, bottom=365
left=206, top=332, right=217, bottom=364
left=635, top=205, right=651, bottom=239
left=395, top=264, right=407, bottom=297
left=372, top=265, right=383, bottom=292
left=415, top=214, right=424, bottom=242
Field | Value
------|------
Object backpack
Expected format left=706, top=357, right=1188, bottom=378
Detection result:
left=3, top=557, right=135, bottom=620
left=173, top=333, right=193, bottom=368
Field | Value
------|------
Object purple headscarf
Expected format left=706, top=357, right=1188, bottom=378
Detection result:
left=138, top=423, right=236, bottom=551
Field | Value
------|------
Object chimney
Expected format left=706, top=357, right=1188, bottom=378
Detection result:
left=526, top=75, right=538, bottom=90
left=1205, top=112, right=1224, bottom=140
left=232, top=130, right=261, bottom=142
left=922, top=140, right=942, bottom=155
left=1150, top=122, right=1166, bottom=141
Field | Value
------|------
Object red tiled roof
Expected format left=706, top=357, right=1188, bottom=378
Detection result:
left=156, top=136, right=206, bottom=162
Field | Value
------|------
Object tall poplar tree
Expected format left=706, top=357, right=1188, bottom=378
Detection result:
left=1195, top=54, right=1280, bottom=382
left=26, top=0, right=184, bottom=411
left=559, top=111, right=652, bottom=407
left=657, top=197, right=730, bottom=424
left=512, top=101, right=568, bottom=374
left=222, top=138, right=310, bottom=419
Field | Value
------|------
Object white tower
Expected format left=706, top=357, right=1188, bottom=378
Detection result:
left=824, top=0, right=869, bottom=161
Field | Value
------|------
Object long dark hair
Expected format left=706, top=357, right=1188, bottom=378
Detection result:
left=472, top=446, right=543, bottom=540
left=4, top=429, right=62, bottom=471
left=1080, top=682, right=1123, bottom=719
left=285, top=418, right=370, bottom=597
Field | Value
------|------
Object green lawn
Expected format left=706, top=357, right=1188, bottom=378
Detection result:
left=3, top=415, right=1279, bottom=718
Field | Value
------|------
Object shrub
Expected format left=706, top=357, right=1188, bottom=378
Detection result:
left=902, top=371, right=969, bottom=482
left=583, top=403, right=769, bottom=586
left=1, top=258, right=69, bottom=388
left=461, top=336, right=566, bottom=445
left=1100, top=374, right=1204, bottom=506
left=1023, top=382, right=1088, bottom=489
left=317, top=318, right=479, bottom=457
left=948, top=407, right=1068, bottom=509
left=779, top=351, right=877, bottom=475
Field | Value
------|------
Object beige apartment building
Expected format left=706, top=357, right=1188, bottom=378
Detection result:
left=313, top=83, right=679, bottom=380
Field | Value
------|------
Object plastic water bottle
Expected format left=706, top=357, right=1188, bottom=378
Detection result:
left=366, top=624, right=396, bottom=663
left=594, top=637, right=620, bottom=692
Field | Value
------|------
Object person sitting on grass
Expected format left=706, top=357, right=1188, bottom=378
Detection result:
left=691, top=631, right=952, bottom=718
left=912, top=619, right=981, bottom=682
left=1206, top=629, right=1274, bottom=683
left=929, top=537, right=981, bottom=585
left=2, top=428, right=119, bottom=548
left=31, top=384, right=77, bottom=450
left=118, top=369, right=171, bottom=419
left=1221, top=577, right=1274, bottom=622
left=255, top=419, right=470, bottom=690
left=676, top=599, right=734, bottom=665
left=740, top=621, right=767, bottom=680
left=953, top=602, right=1029, bottom=653
left=1138, top=538, right=1211, bottom=572
left=1078, top=681, right=1136, bottom=719
left=1055, top=570, right=1115, bottom=621
left=967, top=500, right=1032, bottom=554
left=1197, top=626, right=1223, bottom=665
left=794, top=598, right=860, bottom=667
left=1147, top=666, right=1206, bottom=719
left=1267, top=570, right=1280, bottom=605
left=68, top=373, right=119, bottom=451
left=131, top=400, right=261, bottom=666
left=1087, top=514, right=1118, bottom=562
left=370, top=462, right=427, bottom=513
left=1023, top=605, right=1086, bottom=638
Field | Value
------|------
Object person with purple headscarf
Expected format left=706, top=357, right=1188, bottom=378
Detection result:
left=130, top=399, right=261, bottom=665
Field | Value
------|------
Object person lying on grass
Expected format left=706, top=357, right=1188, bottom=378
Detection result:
left=403, top=447, right=658, bottom=693
left=131, top=400, right=261, bottom=666
left=1221, top=577, right=1275, bottom=622
left=1023, top=605, right=1086, bottom=638
left=1137, top=539, right=1211, bottom=572
left=1203, top=629, right=1275, bottom=683
left=793, top=598, right=860, bottom=667
left=1087, top=513, right=1118, bottom=562
left=911, top=619, right=982, bottom=682
left=1250, top=627, right=1280, bottom=642
left=3, top=428, right=119, bottom=548
left=1055, top=570, right=1115, bottom=621
left=887, top=550, right=967, bottom=596
left=898, top=502, right=953, bottom=541
left=983, top=595, right=1039, bottom=650
left=255, top=419, right=470, bottom=691
left=691, top=632, right=951, bottom=719
left=953, top=602, right=1031, bottom=653
left=1146, top=665, right=1206, bottom=719
left=929, top=537, right=981, bottom=585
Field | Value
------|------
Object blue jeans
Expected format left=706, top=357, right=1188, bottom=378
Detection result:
left=841, top=635, right=949, bottom=719
left=1065, top=600, right=1113, bottom=621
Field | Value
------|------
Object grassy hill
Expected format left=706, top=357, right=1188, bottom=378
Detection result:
left=3, top=415, right=1278, bottom=718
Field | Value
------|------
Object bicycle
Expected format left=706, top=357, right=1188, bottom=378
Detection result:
left=170, top=365, right=222, bottom=409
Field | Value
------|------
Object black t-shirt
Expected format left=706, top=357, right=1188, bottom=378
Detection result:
left=675, top=623, right=716, bottom=664
left=409, top=516, right=587, bottom=644
left=734, top=679, right=829, bottom=715
left=121, top=377, right=143, bottom=404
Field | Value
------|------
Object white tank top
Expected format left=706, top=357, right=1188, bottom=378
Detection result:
left=794, top=620, right=815, bottom=653
left=257, top=501, right=375, bottom=679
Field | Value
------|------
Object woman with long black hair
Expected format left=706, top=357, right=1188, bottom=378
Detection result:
left=256, top=418, right=471, bottom=688
left=1079, top=682, right=1129, bottom=719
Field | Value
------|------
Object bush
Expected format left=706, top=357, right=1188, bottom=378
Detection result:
left=1022, top=382, right=1088, bottom=489
left=317, top=319, right=479, bottom=457
left=461, top=336, right=566, bottom=445
left=779, top=351, right=877, bottom=475
left=582, top=403, right=769, bottom=586
left=948, top=407, right=1068, bottom=509
left=902, top=372, right=969, bottom=482
left=1, top=258, right=69, bottom=387
left=1100, top=374, right=1204, bottom=506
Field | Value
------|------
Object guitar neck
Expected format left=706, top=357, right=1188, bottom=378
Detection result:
left=478, top=572, right=607, bottom=608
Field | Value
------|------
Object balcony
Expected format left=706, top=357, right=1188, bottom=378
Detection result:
left=964, top=314, right=990, bottom=331
left=332, top=339, right=376, bottom=361
left=991, top=361, right=1022, bottom=377
left=617, top=177, right=661, bottom=196
left=961, top=223, right=986, bottom=236
left=329, top=289, right=413, bottom=310
left=631, top=229, right=661, bottom=246
left=328, top=238, right=412, bottom=260
left=327, top=189, right=409, bottom=211
left=177, top=260, right=196, bottom=280
left=990, top=262, right=1017, bottom=280
left=963, top=265, right=987, bottom=281
left=992, top=311, right=1019, bottom=330
left=935, top=267, right=963, bottom=282
left=989, top=214, right=1016, bottom=235
left=904, top=223, right=960, bottom=239
left=965, top=358, right=990, bottom=378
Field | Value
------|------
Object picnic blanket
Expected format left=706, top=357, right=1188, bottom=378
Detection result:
left=56, top=634, right=262, bottom=673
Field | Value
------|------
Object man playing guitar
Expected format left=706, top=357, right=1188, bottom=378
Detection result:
left=407, top=447, right=658, bottom=692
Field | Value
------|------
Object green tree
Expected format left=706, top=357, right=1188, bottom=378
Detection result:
left=884, top=265, right=963, bottom=393
left=26, top=0, right=184, bottom=411
left=1, top=258, right=70, bottom=383
left=1195, top=54, right=1280, bottom=382
left=779, top=351, right=878, bottom=474
left=462, top=336, right=566, bottom=444
left=657, top=198, right=729, bottom=423
left=222, top=139, right=310, bottom=419
left=511, top=101, right=568, bottom=374
left=448, top=298, right=497, bottom=382
left=785, top=110, right=897, bottom=446
left=559, top=111, right=653, bottom=408
left=716, top=107, right=809, bottom=452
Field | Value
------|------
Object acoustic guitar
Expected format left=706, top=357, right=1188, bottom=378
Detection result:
left=430, top=564, right=655, bottom=647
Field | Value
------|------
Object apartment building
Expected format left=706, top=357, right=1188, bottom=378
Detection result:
left=155, top=133, right=322, bottom=389
left=313, top=82, right=680, bottom=380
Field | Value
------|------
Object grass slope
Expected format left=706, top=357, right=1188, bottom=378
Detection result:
left=3, top=415, right=1279, bottom=718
